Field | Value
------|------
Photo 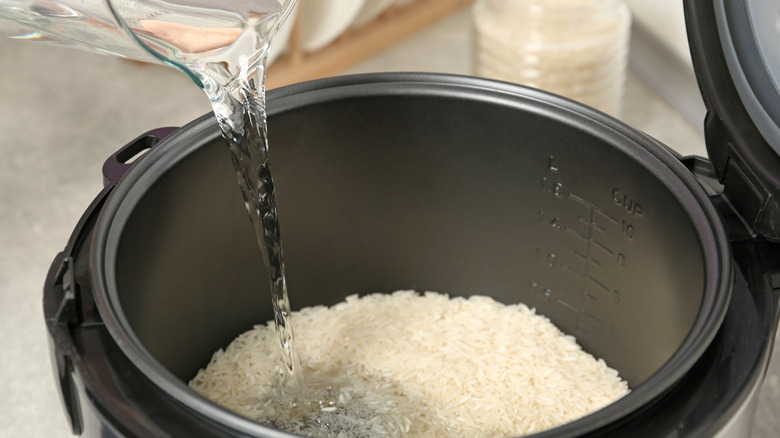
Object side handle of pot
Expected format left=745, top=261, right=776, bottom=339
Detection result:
left=43, top=127, right=178, bottom=435
left=44, top=253, right=84, bottom=435
left=102, top=127, right=179, bottom=186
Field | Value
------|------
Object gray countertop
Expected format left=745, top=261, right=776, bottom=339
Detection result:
left=1, top=8, right=777, bottom=438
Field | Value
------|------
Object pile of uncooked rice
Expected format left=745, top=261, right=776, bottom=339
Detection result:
left=190, top=291, right=629, bottom=437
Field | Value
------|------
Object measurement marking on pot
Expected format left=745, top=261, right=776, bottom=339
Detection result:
left=590, top=239, right=615, bottom=256
left=588, top=276, right=610, bottom=294
left=548, top=155, right=559, bottom=173
left=566, top=226, right=588, bottom=241
left=565, top=226, right=614, bottom=256
left=541, top=177, right=565, bottom=197
left=556, top=299, right=579, bottom=313
left=620, top=220, right=635, bottom=240
left=572, top=286, right=597, bottom=301
left=578, top=215, right=605, bottom=232
left=612, top=188, right=644, bottom=217
left=574, top=250, right=602, bottom=266
left=562, top=263, right=586, bottom=278
left=537, top=211, right=562, bottom=229
left=537, top=172, right=626, bottom=335
left=578, top=311, right=605, bottom=334
left=568, top=192, right=624, bottom=334
left=562, top=264, right=614, bottom=299
left=572, top=288, right=598, bottom=302
left=568, top=193, right=618, bottom=224
left=582, top=311, right=603, bottom=323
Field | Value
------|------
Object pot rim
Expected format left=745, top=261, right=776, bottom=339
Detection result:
left=90, top=72, right=732, bottom=437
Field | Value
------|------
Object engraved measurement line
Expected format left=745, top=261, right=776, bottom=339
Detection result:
left=588, top=276, right=611, bottom=293
left=590, top=239, right=615, bottom=256
left=566, top=226, right=615, bottom=256
left=568, top=193, right=618, bottom=224
left=574, top=250, right=602, bottom=266
left=556, top=299, right=579, bottom=313
left=572, top=287, right=597, bottom=301
left=581, top=206, right=596, bottom=326
left=577, top=215, right=606, bottom=232
left=564, top=267, right=612, bottom=297
left=566, top=226, right=588, bottom=241
left=580, top=311, right=604, bottom=326
left=562, top=263, right=585, bottom=278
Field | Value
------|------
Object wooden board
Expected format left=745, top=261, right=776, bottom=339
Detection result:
left=267, top=0, right=474, bottom=89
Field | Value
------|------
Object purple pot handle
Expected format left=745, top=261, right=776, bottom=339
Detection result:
left=102, top=127, right=179, bottom=186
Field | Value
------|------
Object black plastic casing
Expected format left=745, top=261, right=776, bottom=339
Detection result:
left=685, top=0, right=780, bottom=242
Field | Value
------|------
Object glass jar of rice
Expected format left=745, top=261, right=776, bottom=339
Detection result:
left=471, top=0, right=631, bottom=116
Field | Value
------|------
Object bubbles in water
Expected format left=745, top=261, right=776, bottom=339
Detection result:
left=255, top=376, right=415, bottom=438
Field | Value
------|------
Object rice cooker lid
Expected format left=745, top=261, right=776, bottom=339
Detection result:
left=685, top=0, right=780, bottom=240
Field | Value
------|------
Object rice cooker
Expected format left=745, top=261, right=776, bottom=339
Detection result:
left=42, top=1, right=780, bottom=437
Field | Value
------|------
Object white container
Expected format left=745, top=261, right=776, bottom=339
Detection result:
left=472, top=0, right=631, bottom=116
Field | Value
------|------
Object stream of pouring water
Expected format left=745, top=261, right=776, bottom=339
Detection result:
left=116, top=0, right=304, bottom=391
left=208, top=45, right=304, bottom=393
left=193, top=11, right=305, bottom=394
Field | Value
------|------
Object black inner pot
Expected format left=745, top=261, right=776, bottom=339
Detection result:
left=93, top=74, right=730, bottom=437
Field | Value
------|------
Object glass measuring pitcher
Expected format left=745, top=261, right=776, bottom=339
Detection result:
left=0, top=0, right=296, bottom=87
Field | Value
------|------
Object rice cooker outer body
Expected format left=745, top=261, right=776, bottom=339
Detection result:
left=43, top=73, right=780, bottom=438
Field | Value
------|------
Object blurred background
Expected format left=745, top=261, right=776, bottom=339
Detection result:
left=0, top=0, right=777, bottom=436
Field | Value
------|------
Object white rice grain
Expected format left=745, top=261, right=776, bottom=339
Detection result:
left=189, top=291, right=630, bottom=437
